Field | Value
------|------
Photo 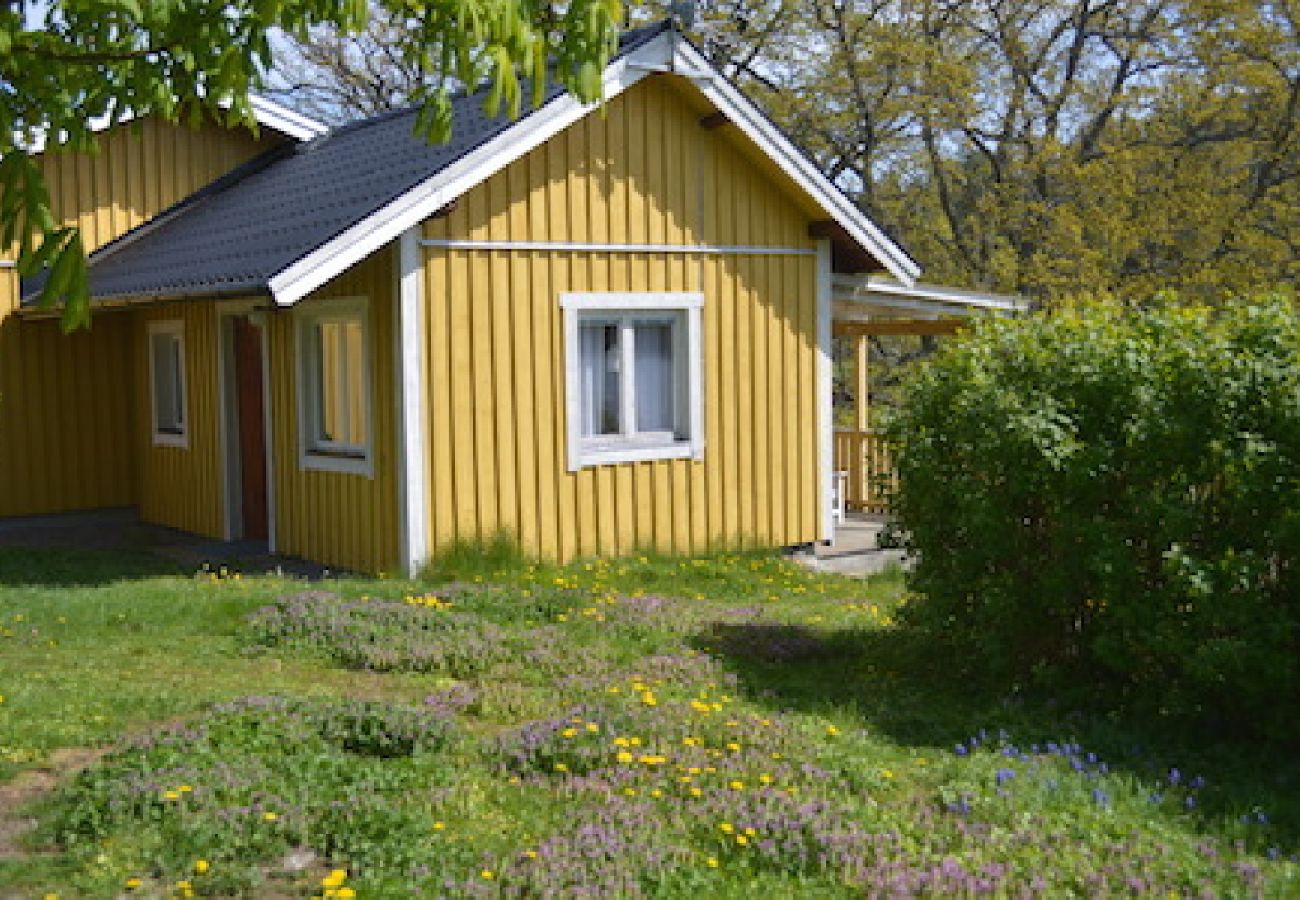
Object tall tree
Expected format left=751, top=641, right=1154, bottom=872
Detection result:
left=1, top=0, right=622, bottom=329
left=650, top=0, right=1298, bottom=302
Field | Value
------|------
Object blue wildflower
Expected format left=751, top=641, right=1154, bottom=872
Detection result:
left=1190, top=775, right=1206, bottom=789
left=1185, top=795, right=1196, bottom=810
left=954, top=743, right=968, bottom=756
left=995, top=768, right=1016, bottom=786
left=1149, top=793, right=1163, bottom=804
left=1168, top=768, right=1182, bottom=786
left=1092, top=788, right=1109, bottom=807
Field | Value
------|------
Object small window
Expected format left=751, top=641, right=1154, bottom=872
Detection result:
left=297, top=298, right=372, bottom=475
left=562, top=292, right=705, bottom=470
left=148, top=320, right=187, bottom=447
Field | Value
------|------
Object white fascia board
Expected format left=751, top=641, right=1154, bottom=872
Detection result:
left=268, top=36, right=673, bottom=306
left=835, top=274, right=1024, bottom=313
left=247, top=95, right=330, bottom=141
left=672, top=40, right=922, bottom=288
left=21, top=94, right=327, bottom=154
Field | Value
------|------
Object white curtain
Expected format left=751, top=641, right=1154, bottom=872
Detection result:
left=634, top=322, right=674, bottom=434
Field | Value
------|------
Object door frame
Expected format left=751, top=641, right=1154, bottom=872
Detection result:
left=217, top=299, right=276, bottom=550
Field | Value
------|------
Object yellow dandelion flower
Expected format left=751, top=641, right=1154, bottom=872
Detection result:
left=178, top=785, right=193, bottom=793
left=433, top=821, right=447, bottom=830
left=481, top=869, right=495, bottom=880
left=162, top=790, right=181, bottom=801
left=617, top=751, right=634, bottom=763
left=729, top=780, right=745, bottom=790
left=623, top=787, right=638, bottom=796
left=826, top=725, right=841, bottom=737
left=585, top=722, right=600, bottom=733
left=736, top=835, right=749, bottom=846
left=629, top=737, right=642, bottom=747
left=706, top=857, right=719, bottom=868
left=561, top=728, right=577, bottom=738
left=726, top=742, right=741, bottom=752
left=719, top=822, right=735, bottom=834
left=744, top=827, right=757, bottom=836
left=125, top=878, right=142, bottom=890
left=524, top=849, right=538, bottom=859
left=613, top=736, right=630, bottom=747
left=322, top=870, right=348, bottom=888
left=554, top=762, right=569, bottom=773
left=193, top=860, right=210, bottom=875
left=263, top=811, right=279, bottom=822
left=689, top=787, right=703, bottom=797
left=337, top=890, right=356, bottom=900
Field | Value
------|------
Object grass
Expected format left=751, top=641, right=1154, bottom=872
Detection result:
left=0, top=544, right=1295, bottom=897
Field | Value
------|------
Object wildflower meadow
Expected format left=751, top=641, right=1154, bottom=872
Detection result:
left=0, top=545, right=1296, bottom=897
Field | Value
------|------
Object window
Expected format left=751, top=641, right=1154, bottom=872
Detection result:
left=148, top=320, right=187, bottom=447
left=562, top=292, right=704, bottom=470
left=297, top=297, right=372, bottom=475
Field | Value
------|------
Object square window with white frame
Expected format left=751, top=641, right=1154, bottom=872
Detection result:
left=562, top=292, right=705, bottom=470
left=297, top=297, right=372, bottom=476
left=147, top=319, right=188, bottom=447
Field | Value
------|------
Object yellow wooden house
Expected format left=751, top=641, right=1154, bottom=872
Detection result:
left=0, top=22, right=1017, bottom=574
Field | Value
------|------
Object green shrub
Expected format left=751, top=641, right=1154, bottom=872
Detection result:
left=885, top=296, right=1300, bottom=737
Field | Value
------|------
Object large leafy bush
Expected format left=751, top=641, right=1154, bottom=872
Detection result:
left=886, top=297, right=1300, bottom=737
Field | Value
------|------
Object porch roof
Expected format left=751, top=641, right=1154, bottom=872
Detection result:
left=832, top=274, right=1023, bottom=335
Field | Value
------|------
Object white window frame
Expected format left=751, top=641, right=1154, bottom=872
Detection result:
left=147, top=319, right=189, bottom=449
left=561, top=291, right=705, bottom=471
left=296, top=296, right=374, bottom=477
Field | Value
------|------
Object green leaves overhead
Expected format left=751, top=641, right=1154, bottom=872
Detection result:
left=0, top=0, right=620, bottom=330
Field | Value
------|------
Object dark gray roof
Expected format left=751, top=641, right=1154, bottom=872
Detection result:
left=23, top=21, right=671, bottom=305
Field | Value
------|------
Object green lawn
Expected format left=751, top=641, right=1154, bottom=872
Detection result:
left=0, top=545, right=1295, bottom=897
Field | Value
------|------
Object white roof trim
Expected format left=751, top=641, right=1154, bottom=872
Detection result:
left=22, top=94, right=328, bottom=154
left=267, top=35, right=671, bottom=305
left=267, top=27, right=923, bottom=306
left=672, top=39, right=920, bottom=288
left=833, top=274, right=1024, bottom=317
left=246, top=95, right=330, bottom=141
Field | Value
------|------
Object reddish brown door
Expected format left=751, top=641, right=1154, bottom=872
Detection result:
left=233, top=316, right=268, bottom=541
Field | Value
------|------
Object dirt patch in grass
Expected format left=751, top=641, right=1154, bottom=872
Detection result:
left=0, top=748, right=106, bottom=860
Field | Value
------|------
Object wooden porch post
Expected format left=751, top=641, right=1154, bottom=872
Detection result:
left=854, top=333, right=870, bottom=431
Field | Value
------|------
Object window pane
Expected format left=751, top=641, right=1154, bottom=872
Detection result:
left=151, top=332, right=181, bottom=434
left=579, top=322, right=621, bottom=436
left=343, top=320, right=365, bottom=446
left=313, top=318, right=365, bottom=450
left=315, top=322, right=342, bottom=442
left=634, top=322, right=674, bottom=434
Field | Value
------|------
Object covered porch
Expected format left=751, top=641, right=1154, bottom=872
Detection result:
left=829, top=275, right=1022, bottom=524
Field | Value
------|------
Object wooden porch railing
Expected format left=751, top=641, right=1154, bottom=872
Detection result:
left=834, top=429, right=898, bottom=514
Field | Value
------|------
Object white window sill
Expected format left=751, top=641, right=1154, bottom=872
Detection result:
left=571, top=439, right=702, bottom=470
left=300, top=450, right=373, bottom=477
left=152, top=431, right=189, bottom=449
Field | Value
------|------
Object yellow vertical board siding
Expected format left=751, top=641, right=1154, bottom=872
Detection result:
left=134, top=303, right=223, bottom=537
left=0, top=117, right=277, bottom=522
left=421, top=76, right=819, bottom=561
left=36, top=116, right=279, bottom=254
left=0, top=276, right=135, bottom=517
left=269, top=251, right=399, bottom=574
